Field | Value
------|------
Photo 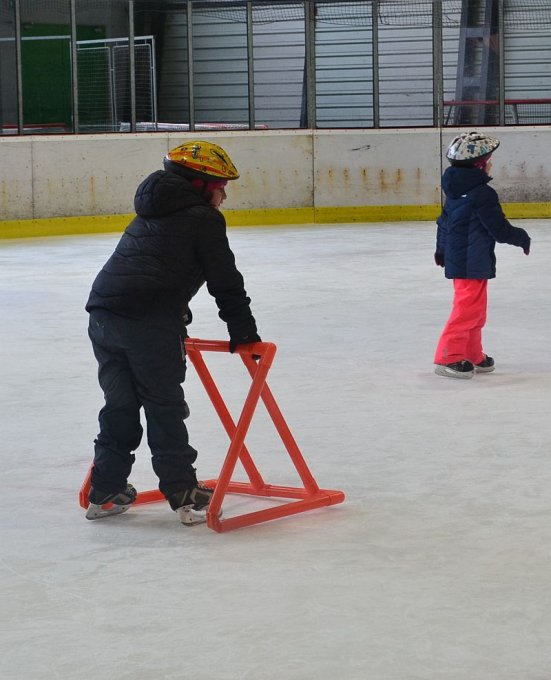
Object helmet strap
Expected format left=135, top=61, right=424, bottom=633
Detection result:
left=191, top=178, right=208, bottom=193
left=191, top=178, right=227, bottom=194
left=473, top=154, right=491, bottom=170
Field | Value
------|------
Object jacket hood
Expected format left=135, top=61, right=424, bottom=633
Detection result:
left=134, top=170, right=206, bottom=218
left=441, top=166, right=491, bottom=199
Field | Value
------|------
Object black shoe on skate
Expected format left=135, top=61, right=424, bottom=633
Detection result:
left=434, top=360, right=475, bottom=379
left=86, top=484, right=137, bottom=520
left=474, top=355, right=495, bottom=373
left=167, top=483, right=219, bottom=526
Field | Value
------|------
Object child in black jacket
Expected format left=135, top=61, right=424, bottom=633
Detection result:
left=85, top=141, right=261, bottom=523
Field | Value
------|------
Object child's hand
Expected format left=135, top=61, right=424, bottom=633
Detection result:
left=434, top=252, right=445, bottom=267
left=519, top=231, right=530, bottom=255
left=229, top=333, right=262, bottom=354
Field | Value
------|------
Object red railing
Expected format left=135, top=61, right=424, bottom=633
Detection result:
left=443, top=99, right=551, bottom=125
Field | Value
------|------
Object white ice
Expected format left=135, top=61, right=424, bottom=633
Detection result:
left=1, top=221, right=551, bottom=680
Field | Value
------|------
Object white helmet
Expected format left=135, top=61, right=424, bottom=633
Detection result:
left=446, top=131, right=500, bottom=165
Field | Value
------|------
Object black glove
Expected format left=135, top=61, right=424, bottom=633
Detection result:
left=229, top=333, right=261, bottom=354
left=434, top=252, right=445, bottom=267
left=514, top=228, right=531, bottom=255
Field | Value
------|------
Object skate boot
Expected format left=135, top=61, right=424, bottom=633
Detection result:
left=434, top=360, right=475, bottom=379
left=86, top=484, right=137, bottom=520
left=474, top=355, right=495, bottom=373
left=167, top=483, right=219, bottom=526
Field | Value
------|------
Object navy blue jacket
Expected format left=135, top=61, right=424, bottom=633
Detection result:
left=86, top=170, right=258, bottom=338
left=436, top=166, right=530, bottom=279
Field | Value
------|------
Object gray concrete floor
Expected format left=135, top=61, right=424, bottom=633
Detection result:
left=1, top=221, right=551, bottom=680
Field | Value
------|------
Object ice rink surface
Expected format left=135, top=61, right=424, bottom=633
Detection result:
left=1, top=220, right=551, bottom=680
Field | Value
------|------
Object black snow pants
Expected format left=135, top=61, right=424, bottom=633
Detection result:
left=88, top=309, right=198, bottom=499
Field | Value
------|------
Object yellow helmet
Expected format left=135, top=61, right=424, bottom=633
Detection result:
left=164, top=141, right=239, bottom=181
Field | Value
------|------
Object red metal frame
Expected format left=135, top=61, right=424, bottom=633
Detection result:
left=79, top=338, right=345, bottom=532
left=442, top=99, right=551, bottom=125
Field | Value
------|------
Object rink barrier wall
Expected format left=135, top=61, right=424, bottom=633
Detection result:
left=1, top=202, right=551, bottom=239
left=0, top=127, right=550, bottom=238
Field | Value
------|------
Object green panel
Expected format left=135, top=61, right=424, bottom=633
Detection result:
left=21, top=23, right=105, bottom=132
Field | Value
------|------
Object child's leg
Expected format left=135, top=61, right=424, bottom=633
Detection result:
left=88, top=312, right=143, bottom=495
left=434, top=279, right=487, bottom=364
left=465, top=280, right=488, bottom=364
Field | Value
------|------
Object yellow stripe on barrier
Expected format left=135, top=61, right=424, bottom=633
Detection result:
left=225, top=207, right=314, bottom=227
left=1, top=202, right=550, bottom=239
left=501, top=202, right=551, bottom=219
left=0, top=214, right=132, bottom=239
left=314, top=205, right=441, bottom=222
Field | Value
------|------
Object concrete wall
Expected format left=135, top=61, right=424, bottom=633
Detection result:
left=0, top=127, right=550, bottom=234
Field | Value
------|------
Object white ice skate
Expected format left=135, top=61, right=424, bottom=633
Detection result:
left=170, top=484, right=220, bottom=526
left=434, top=360, right=474, bottom=379
left=179, top=505, right=208, bottom=525
left=474, top=355, right=495, bottom=373
left=85, top=484, right=137, bottom=520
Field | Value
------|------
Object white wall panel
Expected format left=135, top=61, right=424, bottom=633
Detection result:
left=30, top=135, right=169, bottom=217
left=314, top=129, right=441, bottom=206
left=0, top=138, right=33, bottom=219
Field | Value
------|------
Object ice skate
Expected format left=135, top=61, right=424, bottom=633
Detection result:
left=168, top=483, right=219, bottom=526
left=434, top=360, right=474, bottom=379
left=474, top=355, right=495, bottom=373
left=85, top=484, right=137, bottom=520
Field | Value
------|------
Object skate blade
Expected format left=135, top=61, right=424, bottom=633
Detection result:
left=178, top=505, right=222, bottom=526
left=85, top=503, right=132, bottom=520
left=434, top=365, right=474, bottom=379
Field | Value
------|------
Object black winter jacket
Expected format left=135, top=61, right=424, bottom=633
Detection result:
left=436, top=166, right=530, bottom=279
left=86, top=170, right=258, bottom=338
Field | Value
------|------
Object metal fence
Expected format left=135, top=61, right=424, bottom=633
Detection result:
left=1, top=0, right=551, bottom=134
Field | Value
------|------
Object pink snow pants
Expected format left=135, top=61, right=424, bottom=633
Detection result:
left=434, top=279, right=488, bottom=365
